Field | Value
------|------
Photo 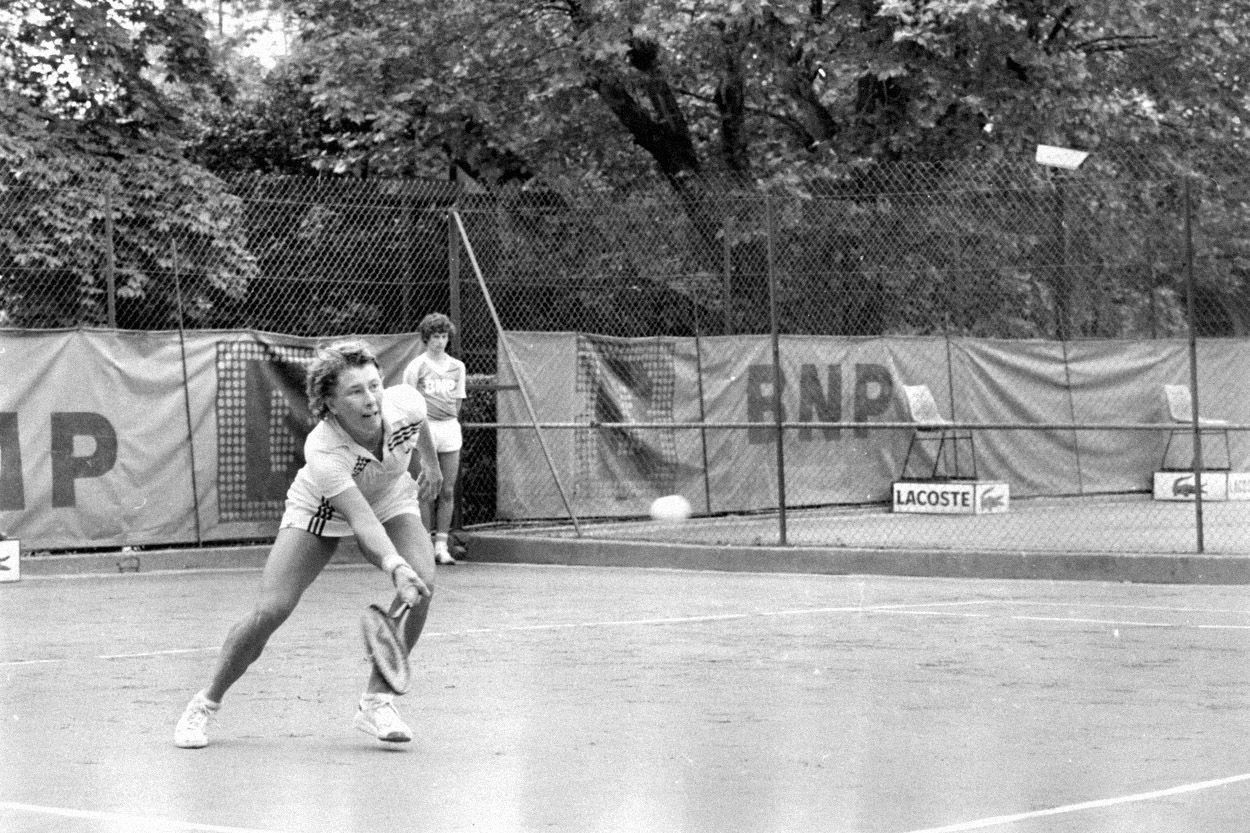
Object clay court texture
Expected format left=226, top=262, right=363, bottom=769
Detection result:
left=4, top=522, right=1250, bottom=832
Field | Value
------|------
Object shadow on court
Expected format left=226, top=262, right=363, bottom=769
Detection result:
left=3, top=562, right=1250, bottom=833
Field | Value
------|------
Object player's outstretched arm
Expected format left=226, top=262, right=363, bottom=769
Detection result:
left=330, top=486, right=429, bottom=604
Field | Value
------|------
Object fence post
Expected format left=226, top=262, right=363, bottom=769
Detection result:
left=104, top=185, right=117, bottom=329
left=1053, top=173, right=1070, bottom=340
left=1183, top=178, right=1205, bottom=553
left=766, top=193, right=787, bottom=545
left=400, top=191, right=414, bottom=331
left=448, top=189, right=462, bottom=355
left=171, top=240, right=203, bottom=544
left=722, top=213, right=734, bottom=336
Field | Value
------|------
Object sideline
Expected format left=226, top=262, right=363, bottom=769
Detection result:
left=901, top=772, right=1250, bottom=832
left=0, top=801, right=287, bottom=833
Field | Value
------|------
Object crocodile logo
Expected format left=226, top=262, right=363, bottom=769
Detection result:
left=1171, top=476, right=1207, bottom=497
left=979, top=488, right=1007, bottom=512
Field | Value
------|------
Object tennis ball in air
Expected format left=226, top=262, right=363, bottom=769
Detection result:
left=650, top=494, right=692, bottom=522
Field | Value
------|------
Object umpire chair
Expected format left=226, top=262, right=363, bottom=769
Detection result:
left=1161, top=384, right=1231, bottom=471
left=900, top=384, right=977, bottom=481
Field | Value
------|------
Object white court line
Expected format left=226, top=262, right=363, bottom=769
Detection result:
left=0, top=800, right=285, bottom=833
left=986, top=600, right=1250, bottom=616
left=5, top=598, right=1248, bottom=668
left=868, top=609, right=1250, bottom=631
left=763, top=599, right=997, bottom=617
left=0, top=601, right=987, bottom=667
left=1013, top=615, right=1179, bottom=628
left=99, top=646, right=223, bottom=660
left=455, top=612, right=752, bottom=634
left=900, top=772, right=1250, bottom=833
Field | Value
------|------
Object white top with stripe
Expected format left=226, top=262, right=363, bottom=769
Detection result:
left=403, top=353, right=466, bottom=421
left=282, top=387, right=425, bottom=534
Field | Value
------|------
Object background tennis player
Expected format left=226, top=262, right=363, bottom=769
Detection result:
left=403, top=312, right=467, bottom=565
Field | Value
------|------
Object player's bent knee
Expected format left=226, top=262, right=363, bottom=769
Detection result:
left=252, top=601, right=296, bottom=633
left=414, top=565, right=436, bottom=588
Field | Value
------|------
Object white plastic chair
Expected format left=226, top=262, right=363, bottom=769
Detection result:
left=900, top=384, right=977, bottom=480
left=1162, top=384, right=1230, bottom=471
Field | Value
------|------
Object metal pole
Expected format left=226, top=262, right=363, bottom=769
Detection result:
left=942, top=318, right=958, bottom=477
left=104, top=187, right=117, bottom=329
left=1052, top=172, right=1069, bottom=341
left=766, top=194, right=787, bottom=545
left=1059, top=340, right=1084, bottom=493
left=722, top=214, right=734, bottom=336
left=171, top=241, right=202, bottom=544
left=1183, top=179, right=1204, bottom=553
left=450, top=209, right=582, bottom=535
left=692, top=320, right=713, bottom=516
left=448, top=193, right=462, bottom=356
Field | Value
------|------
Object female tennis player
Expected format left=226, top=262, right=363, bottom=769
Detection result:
left=174, top=340, right=442, bottom=748
left=403, top=312, right=468, bottom=565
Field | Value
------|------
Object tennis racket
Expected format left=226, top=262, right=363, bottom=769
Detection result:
left=361, top=602, right=411, bottom=694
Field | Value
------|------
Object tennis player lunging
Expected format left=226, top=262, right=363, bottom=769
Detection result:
left=403, top=313, right=467, bottom=566
left=174, top=340, right=441, bottom=748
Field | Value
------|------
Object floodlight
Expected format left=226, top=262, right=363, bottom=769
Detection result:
left=1035, top=144, right=1089, bottom=170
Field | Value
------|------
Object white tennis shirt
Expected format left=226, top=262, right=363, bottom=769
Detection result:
left=403, top=353, right=466, bottom=421
left=280, top=385, right=426, bottom=536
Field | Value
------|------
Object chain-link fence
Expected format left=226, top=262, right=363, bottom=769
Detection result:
left=3, top=147, right=1249, bottom=554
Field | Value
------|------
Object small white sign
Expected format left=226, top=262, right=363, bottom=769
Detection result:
left=1227, top=472, right=1250, bottom=501
left=0, top=539, right=19, bottom=583
left=1153, top=471, right=1228, bottom=502
left=893, top=481, right=1010, bottom=515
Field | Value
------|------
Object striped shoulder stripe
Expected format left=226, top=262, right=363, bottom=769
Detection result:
left=308, top=498, right=335, bottom=535
left=387, top=422, right=422, bottom=451
left=351, top=456, right=371, bottom=476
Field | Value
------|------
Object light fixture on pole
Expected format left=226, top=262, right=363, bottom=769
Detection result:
left=1035, top=144, right=1089, bottom=170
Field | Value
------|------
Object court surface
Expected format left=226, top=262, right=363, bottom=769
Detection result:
left=3, top=562, right=1250, bottom=833
left=508, top=494, right=1250, bottom=556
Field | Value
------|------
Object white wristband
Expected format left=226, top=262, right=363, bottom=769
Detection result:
left=382, top=554, right=406, bottom=576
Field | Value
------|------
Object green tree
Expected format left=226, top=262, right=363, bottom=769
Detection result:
left=270, top=0, right=1245, bottom=341
left=287, top=0, right=1247, bottom=187
left=0, top=0, right=257, bottom=328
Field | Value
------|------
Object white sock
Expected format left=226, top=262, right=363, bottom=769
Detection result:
left=195, top=690, right=221, bottom=711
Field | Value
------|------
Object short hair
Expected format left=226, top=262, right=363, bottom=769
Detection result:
left=306, top=340, right=380, bottom=421
left=418, top=312, right=456, bottom=342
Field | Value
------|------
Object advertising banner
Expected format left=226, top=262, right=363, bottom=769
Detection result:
left=497, top=332, right=1250, bottom=520
left=7, top=329, right=1250, bottom=543
left=0, top=330, right=422, bottom=549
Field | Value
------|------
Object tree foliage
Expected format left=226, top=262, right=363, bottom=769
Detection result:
left=284, top=0, right=1248, bottom=187
left=1, top=0, right=1246, bottom=339
left=254, top=0, right=1245, bottom=342
left=0, top=1, right=257, bottom=328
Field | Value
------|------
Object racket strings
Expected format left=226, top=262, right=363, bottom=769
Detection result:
left=361, top=604, right=411, bottom=693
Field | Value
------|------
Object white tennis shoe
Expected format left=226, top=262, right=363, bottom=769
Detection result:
left=354, top=693, right=412, bottom=743
left=174, top=691, right=219, bottom=749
